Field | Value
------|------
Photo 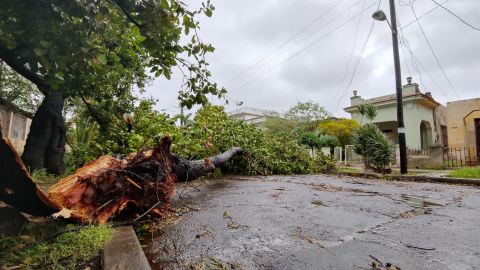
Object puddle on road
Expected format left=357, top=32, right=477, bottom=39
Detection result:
left=398, top=194, right=443, bottom=216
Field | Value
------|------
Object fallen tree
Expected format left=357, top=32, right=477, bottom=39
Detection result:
left=0, top=121, right=242, bottom=223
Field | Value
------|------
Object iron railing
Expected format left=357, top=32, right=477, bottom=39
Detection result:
left=443, top=146, right=479, bottom=167
left=407, top=147, right=429, bottom=156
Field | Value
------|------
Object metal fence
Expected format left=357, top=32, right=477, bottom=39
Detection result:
left=407, top=147, right=429, bottom=156
left=443, top=146, right=479, bottom=167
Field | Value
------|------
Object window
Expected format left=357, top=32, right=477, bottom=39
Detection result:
left=11, top=114, right=26, bottom=139
left=441, top=125, right=448, bottom=147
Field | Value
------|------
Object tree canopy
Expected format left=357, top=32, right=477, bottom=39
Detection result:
left=0, top=0, right=224, bottom=106
left=0, top=0, right=226, bottom=174
left=319, top=118, right=360, bottom=147
left=284, top=101, right=330, bottom=128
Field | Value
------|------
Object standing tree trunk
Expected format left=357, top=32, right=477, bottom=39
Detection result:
left=22, top=91, right=66, bottom=175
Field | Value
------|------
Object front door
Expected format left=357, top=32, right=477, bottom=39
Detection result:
left=475, top=118, right=480, bottom=158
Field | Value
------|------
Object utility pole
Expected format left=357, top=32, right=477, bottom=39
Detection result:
left=373, top=0, right=408, bottom=174
left=388, top=0, right=408, bottom=174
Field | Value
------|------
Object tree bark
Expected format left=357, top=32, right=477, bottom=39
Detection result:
left=1, top=129, right=243, bottom=223
left=22, top=91, right=66, bottom=175
left=173, top=147, right=243, bottom=182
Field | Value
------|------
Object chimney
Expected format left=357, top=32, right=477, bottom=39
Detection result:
left=351, top=90, right=363, bottom=106
left=407, top=77, right=412, bottom=84
left=403, top=77, right=418, bottom=95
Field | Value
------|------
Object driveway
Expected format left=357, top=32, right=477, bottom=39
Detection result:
left=144, top=175, right=480, bottom=270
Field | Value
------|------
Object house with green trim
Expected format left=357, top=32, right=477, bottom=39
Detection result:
left=344, top=77, right=447, bottom=150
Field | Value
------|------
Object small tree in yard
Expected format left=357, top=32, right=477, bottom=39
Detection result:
left=299, top=132, right=320, bottom=156
left=318, top=134, right=339, bottom=157
left=352, top=124, right=394, bottom=173
left=319, top=119, right=359, bottom=147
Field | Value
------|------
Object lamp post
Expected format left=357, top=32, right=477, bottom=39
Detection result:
left=373, top=0, right=408, bottom=174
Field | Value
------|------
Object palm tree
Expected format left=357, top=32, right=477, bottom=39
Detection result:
left=357, top=104, right=377, bottom=124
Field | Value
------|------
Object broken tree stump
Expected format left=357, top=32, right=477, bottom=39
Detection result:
left=0, top=120, right=243, bottom=223
left=0, top=122, right=57, bottom=216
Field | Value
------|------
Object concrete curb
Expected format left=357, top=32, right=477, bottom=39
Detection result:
left=103, top=226, right=151, bottom=270
left=336, top=172, right=480, bottom=186
left=392, top=175, right=480, bottom=186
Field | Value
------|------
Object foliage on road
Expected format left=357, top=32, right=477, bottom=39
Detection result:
left=65, top=105, right=336, bottom=176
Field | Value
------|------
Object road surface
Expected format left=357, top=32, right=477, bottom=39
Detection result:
left=144, top=175, right=480, bottom=270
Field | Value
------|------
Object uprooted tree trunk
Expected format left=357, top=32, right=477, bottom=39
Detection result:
left=0, top=123, right=242, bottom=223
left=21, top=90, right=67, bottom=175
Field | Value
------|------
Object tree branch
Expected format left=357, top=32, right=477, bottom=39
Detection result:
left=0, top=43, right=48, bottom=94
left=111, top=0, right=142, bottom=29
left=81, top=97, right=110, bottom=130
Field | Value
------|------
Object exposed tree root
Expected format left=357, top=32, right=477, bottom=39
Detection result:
left=0, top=121, right=243, bottom=223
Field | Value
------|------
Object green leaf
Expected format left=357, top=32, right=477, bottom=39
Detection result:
left=33, top=47, right=48, bottom=56
left=96, top=54, right=107, bottom=65
left=163, top=68, right=171, bottom=80
left=40, top=40, right=50, bottom=47
left=55, top=71, right=64, bottom=81
left=205, top=8, right=213, bottom=17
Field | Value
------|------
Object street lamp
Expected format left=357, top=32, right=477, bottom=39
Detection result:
left=372, top=10, right=387, bottom=21
left=372, top=1, right=408, bottom=174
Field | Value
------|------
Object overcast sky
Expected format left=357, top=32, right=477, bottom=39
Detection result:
left=145, top=0, right=480, bottom=118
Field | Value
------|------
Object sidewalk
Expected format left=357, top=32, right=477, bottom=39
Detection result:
left=337, top=165, right=480, bottom=186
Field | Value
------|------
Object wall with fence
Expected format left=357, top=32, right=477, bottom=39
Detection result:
left=443, top=146, right=478, bottom=168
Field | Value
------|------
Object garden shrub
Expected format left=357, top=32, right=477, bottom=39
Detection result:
left=314, top=152, right=337, bottom=173
left=353, top=123, right=394, bottom=173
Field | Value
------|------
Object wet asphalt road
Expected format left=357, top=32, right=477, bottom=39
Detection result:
left=144, top=175, right=480, bottom=270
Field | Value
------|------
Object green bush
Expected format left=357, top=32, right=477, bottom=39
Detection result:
left=314, top=152, right=337, bottom=173
left=66, top=104, right=336, bottom=176
left=353, top=123, right=394, bottom=173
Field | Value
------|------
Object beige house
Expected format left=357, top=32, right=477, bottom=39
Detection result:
left=227, top=107, right=282, bottom=127
left=445, top=98, right=480, bottom=152
left=344, top=77, right=447, bottom=149
left=0, top=98, right=33, bottom=154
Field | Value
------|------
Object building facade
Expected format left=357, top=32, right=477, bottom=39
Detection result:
left=445, top=98, right=480, bottom=151
left=227, top=107, right=282, bottom=127
left=0, top=98, right=33, bottom=154
left=344, top=78, right=447, bottom=149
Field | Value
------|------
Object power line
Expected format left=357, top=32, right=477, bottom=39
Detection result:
left=430, top=0, right=480, bottom=32
left=399, top=31, right=412, bottom=76
left=333, top=0, right=382, bottom=111
left=398, top=20, right=428, bottom=91
left=332, top=0, right=367, bottom=104
left=228, top=0, right=366, bottom=90
left=223, top=0, right=347, bottom=87
left=411, top=4, right=461, bottom=99
left=400, top=0, right=450, bottom=30
left=334, top=20, right=376, bottom=111
left=231, top=0, right=380, bottom=92
left=398, top=26, right=453, bottom=100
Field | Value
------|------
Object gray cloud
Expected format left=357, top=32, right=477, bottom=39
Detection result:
left=147, top=0, right=480, bottom=118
